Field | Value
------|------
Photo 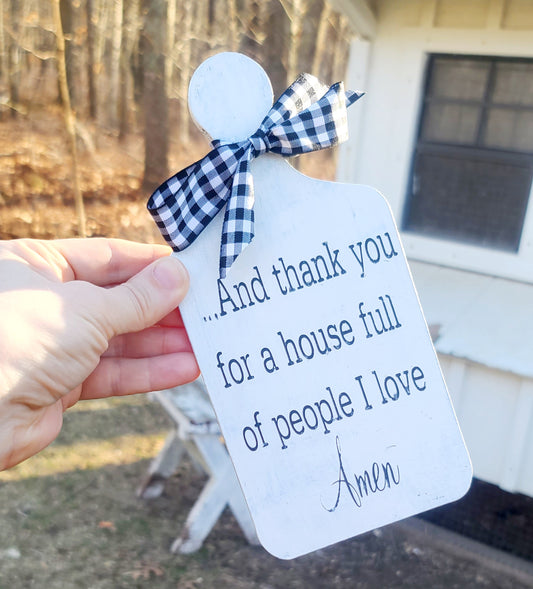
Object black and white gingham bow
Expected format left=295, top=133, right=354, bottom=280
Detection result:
left=147, top=74, right=363, bottom=278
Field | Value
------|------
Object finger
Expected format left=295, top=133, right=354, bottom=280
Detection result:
left=54, top=238, right=172, bottom=285
left=103, top=306, right=185, bottom=328
left=61, top=387, right=82, bottom=411
left=104, top=326, right=193, bottom=358
left=157, top=307, right=186, bottom=328
left=80, top=352, right=200, bottom=399
left=99, top=255, right=189, bottom=337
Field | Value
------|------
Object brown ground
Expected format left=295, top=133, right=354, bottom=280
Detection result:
left=0, top=107, right=187, bottom=244
left=0, top=109, right=529, bottom=588
left=0, top=107, right=337, bottom=244
left=1, top=395, right=530, bottom=589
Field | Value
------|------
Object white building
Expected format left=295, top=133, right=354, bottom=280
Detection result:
left=335, top=0, right=533, bottom=496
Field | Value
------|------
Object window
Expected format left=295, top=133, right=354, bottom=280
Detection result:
left=403, top=55, right=533, bottom=252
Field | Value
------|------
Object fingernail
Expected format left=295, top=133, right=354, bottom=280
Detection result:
left=152, top=256, right=188, bottom=290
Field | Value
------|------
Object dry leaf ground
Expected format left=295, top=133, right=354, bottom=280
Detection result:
left=0, top=107, right=337, bottom=244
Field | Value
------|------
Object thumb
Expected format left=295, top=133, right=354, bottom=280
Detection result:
left=101, top=255, right=189, bottom=336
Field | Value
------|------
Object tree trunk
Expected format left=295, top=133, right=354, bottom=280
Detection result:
left=86, top=0, right=97, bottom=120
left=118, top=1, right=129, bottom=140
left=0, top=0, right=6, bottom=88
left=119, top=0, right=141, bottom=138
left=7, top=0, right=20, bottom=118
left=141, top=0, right=168, bottom=193
left=53, top=0, right=86, bottom=237
left=59, top=0, right=76, bottom=107
left=227, top=0, right=239, bottom=51
left=332, top=14, right=349, bottom=82
left=165, top=0, right=176, bottom=96
left=208, top=0, right=216, bottom=37
left=108, top=0, right=123, bottom=129
left=281, top=0, right=308, bottom=85
left=129, top=2, right=144, bottom=113
left=0, top=0, right=7, bottom=120
left=239, top=0, right=267, bottom=65
left=264, top=0, right=288, bottom=99
left=312, top=1, right=331, bottom=77
left=177, top=0, right=192, bottom=145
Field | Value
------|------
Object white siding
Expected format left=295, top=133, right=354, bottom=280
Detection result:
left=338, top=0, right=533, bottom=283
left=338, top=0, right=533, bottom=496
left=440, top=355, right=533, bottom=496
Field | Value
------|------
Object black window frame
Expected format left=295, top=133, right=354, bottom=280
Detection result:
left=402, top=53, right=533, bottom=253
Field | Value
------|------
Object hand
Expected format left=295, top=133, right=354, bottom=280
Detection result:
left=0, top=238, right=200, bottom=470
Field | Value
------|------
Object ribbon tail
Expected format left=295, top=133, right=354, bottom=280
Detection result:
left=266, top=82, right=363, bottom=156
left=147, top=145, right=245, bottom=252
left=261, top=73, right=330, bottom=129
left=345, top=89, right=365, bottom=107
left=219, top=148, right=255, bottom=278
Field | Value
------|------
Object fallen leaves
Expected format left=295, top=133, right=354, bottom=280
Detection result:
left=97, top=520, right=116, bottom=532
left=124, top=560, right=164, bottom=580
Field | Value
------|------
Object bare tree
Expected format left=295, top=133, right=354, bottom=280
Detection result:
left=86, top=0, right=97, bottom=119
left=312, top=1, right=332, bottom=77
left=59, top=0, right=76, bottom=106
left=109, top=0, right=123, bottom=128
left=227, top=0, right=239, bottom=51
left=118, top=0, right=140, bottom=139
left=331, top=13, right=350, bottom=82
left=279, top=0, right=308, bottom=85
left=0, top=0, right=351, bottom=154
left=177, top=0, right=193, bottom=145
left=53, top=0, right=86, bottom=237
left=262, top=0, right=288, bottom=98
left=7, top=0, right=20, bottom=117
left=141, top=0, right=168, bottom=192
left=165, top=0, right=176, bottom=94
left=0, top=0, right=6, bottom=90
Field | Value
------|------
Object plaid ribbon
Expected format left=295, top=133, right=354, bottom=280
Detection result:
left=147, top=73, right=363, bottom=278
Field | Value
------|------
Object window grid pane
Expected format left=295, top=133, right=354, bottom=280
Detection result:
left=428, top=58, right=490, bottom=101
left=492, top=62, right=533, bottom=107
left=484, top=108, right=533, bottom=151
left=422, top=103, right=481, bottom=145
left=404, top=55, right=533, bottom=252
left=421, top=56, right=533, bottom=154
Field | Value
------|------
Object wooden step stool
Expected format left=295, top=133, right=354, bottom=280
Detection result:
left=137, top=379, right=259, bottom=553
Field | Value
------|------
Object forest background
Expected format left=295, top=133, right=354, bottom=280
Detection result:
left=0, top=4, right=362, bottom=587
left=0, top=0, right=351, bottom=244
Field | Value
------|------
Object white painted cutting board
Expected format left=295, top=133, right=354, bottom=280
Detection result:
left=174, top=52, right=472, bottom=559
